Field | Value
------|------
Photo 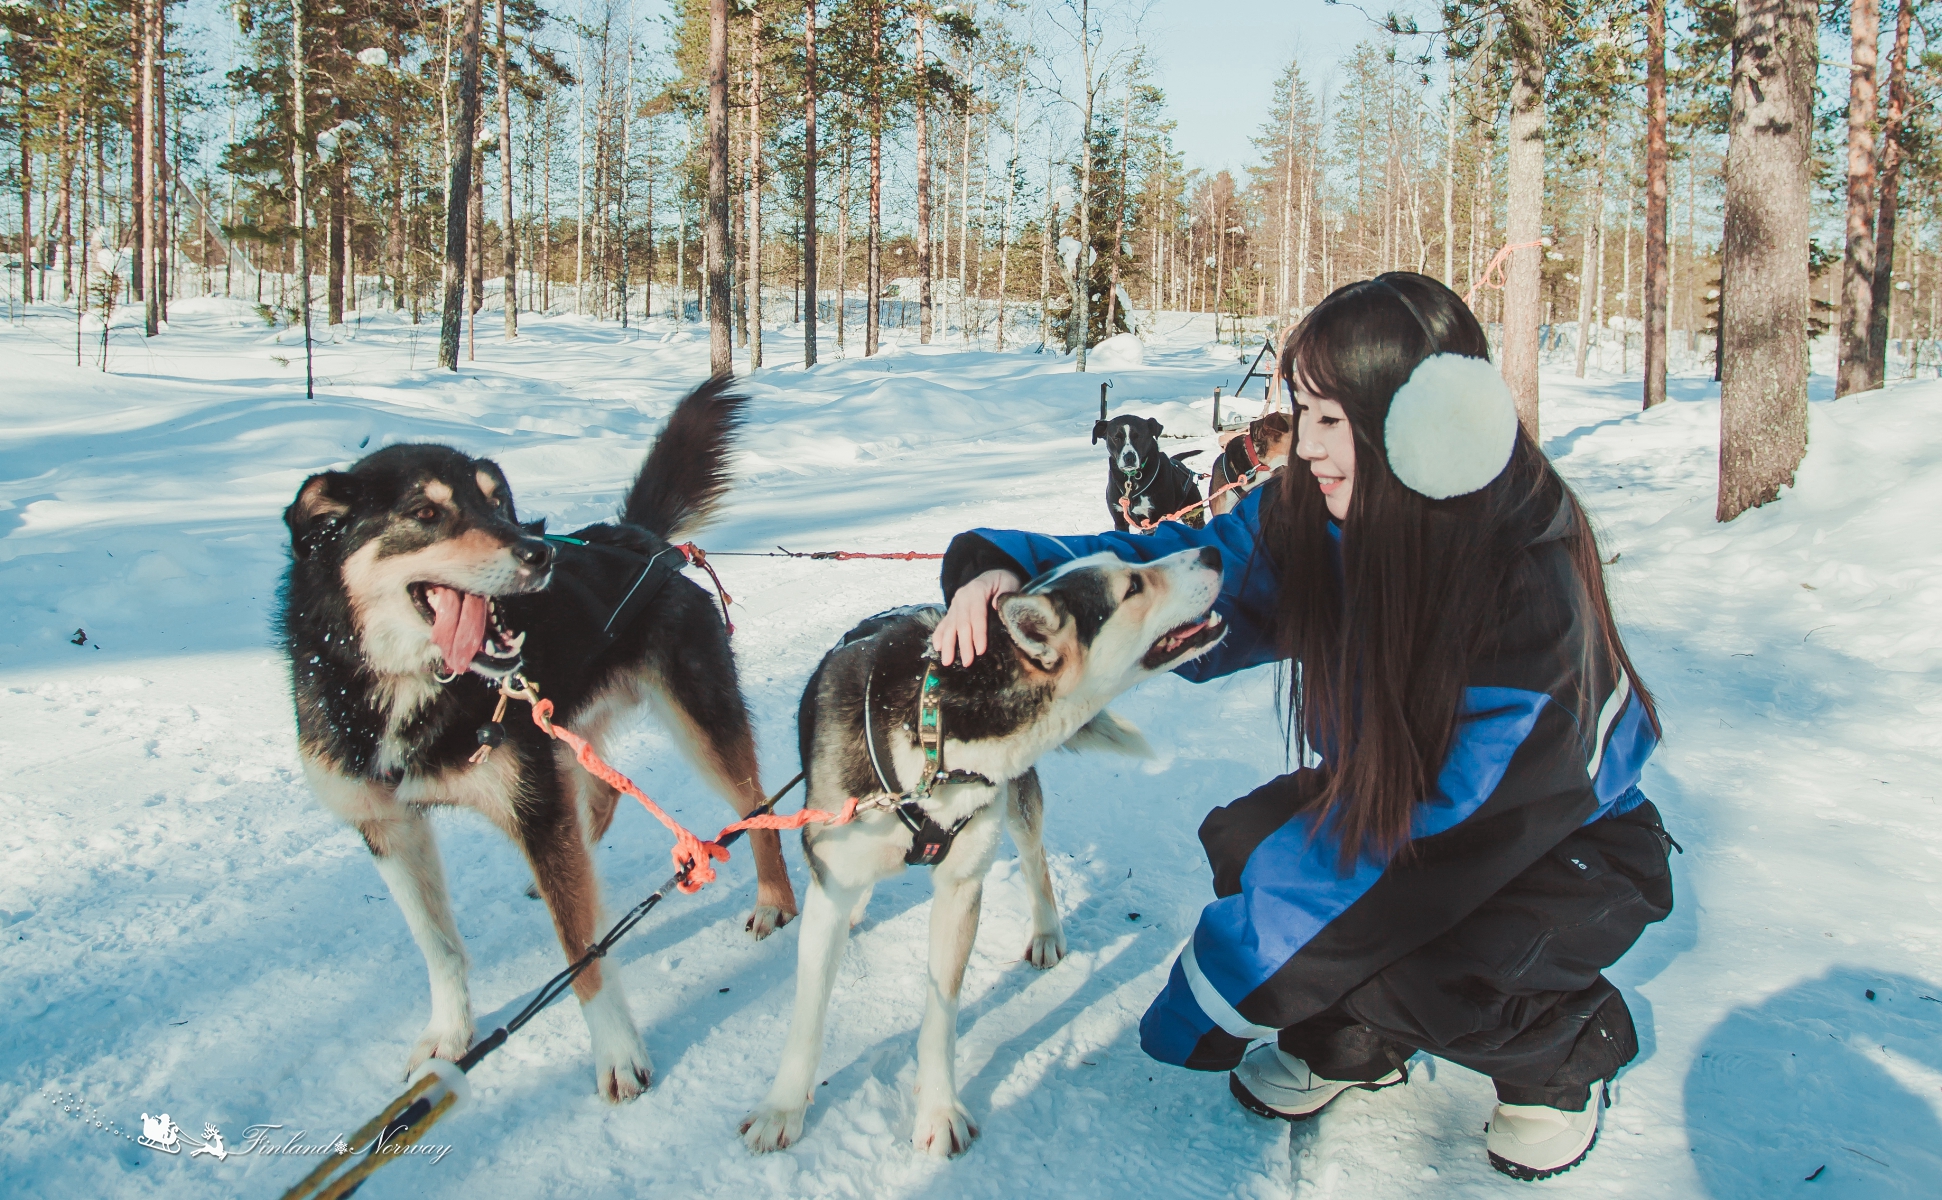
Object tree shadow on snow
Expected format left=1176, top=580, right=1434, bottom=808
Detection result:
left=1684, top=966, right=1942, bottom=1198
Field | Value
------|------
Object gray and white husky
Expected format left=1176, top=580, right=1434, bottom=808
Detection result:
left=741, top=546, right=1228, bottom=1156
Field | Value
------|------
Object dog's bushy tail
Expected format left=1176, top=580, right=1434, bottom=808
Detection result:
left=622, top=375, right=746, bottom=540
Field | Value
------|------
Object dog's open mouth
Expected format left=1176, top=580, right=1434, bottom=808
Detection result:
left=409, top=583, right=526, bottom=676
left=1143, top=609, right=1226, bottom=669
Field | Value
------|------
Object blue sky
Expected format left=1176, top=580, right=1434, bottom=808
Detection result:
left=1140, top=0, right=1380, bottom=174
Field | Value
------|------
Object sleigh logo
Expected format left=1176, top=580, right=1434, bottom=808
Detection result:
left=46, top=1091, right=449, bottom=1166
left=138, top=1113, right=230, bottom=1159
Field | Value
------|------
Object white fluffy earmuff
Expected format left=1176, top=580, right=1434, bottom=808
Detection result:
left=1383, top=353, right=1519, bottom=500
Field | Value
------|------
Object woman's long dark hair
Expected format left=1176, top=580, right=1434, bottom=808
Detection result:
left=1259, top=272, right=1659, bottom=863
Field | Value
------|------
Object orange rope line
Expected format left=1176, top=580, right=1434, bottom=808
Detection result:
left=1117, top=477, right=1250, bottom=533
left=524, top=694, right=862, bottom=894
left=676, top=542, right=737, bottom=635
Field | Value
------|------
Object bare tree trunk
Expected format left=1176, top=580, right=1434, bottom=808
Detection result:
left=1039, top=137, right=1054, bottom=351
left=1575, top=127, right=1608, bottom=378
left=1075, top=0, right=1094, bottom=371
left=866, top=2, right=882, bottom=356
left=142, top=0, right=160, bottom=333
left=498, top=0, right=516, bottom=337
left=1719, top=0, right=1815, bottom=521
left=837, top=123, right=849, bottom=353
left=749, top=3, right=763, bottom=369
left=328, top=168, right=345, bottom=324
left=995, top=76, right=1022, bottom=351
left=1643, top=0, right=1669, bottom=407
left=1500, top=0, right=1546, bottom=436
left=438, top=0, right=484, bottom=369
left=803, top=0, right=818, bottom=366
left=914, top=9, right=931, bottom=343
left=1867, top=0, right=1914, bottom=386
left=292, top=0, right=314, bottom=395
left=959, top=105, right=973, bottom=344
left=1105, top=86, right=1129, bottom=335
left=707, top=0, right=732, bottom=374
left=1837, top=0, right=1878, bottom=396
left=1442, top=56, right=1457, bottom=287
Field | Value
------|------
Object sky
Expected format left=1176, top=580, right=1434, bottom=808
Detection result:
left=1139, top=0, right=1381, bottom=176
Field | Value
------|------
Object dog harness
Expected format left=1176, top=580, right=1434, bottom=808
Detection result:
left=864, top=660, right=993, bottom=866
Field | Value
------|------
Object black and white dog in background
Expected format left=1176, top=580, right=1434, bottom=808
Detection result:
left=1094, top=415, right=1205, bottom=532
left=741, top=547, right=1227, bottom=1157
left=277, top=380, right=796, bottom=1104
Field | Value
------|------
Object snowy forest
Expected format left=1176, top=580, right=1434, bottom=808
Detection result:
left=6, top=2, right=1942, bottom=1198
left=6, top=0, right=1938, bottom=516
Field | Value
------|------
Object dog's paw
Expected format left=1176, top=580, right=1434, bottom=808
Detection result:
left=404, top=1016, right=475, bottom=1078
left=739, top=1105, right=806, bottom=1153
left=745, top=905, right=795, bottom=939
left=911, top=1102, right=978, bottom=1157
left=1024, top=928, right=1067, bottom=970
left=592, top=1031, right=653, bottom=1103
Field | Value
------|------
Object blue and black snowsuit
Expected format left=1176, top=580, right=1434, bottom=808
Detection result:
left=940, top=485, right=1676, bottom=1109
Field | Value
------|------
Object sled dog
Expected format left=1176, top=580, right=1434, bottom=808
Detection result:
left=1094, top=415, right=1206, bottom=532
left=741, top=546, right=1227, bottom=1155
left=1208, top=411, right=1293, bottom=517
left=277, top=378, right=795, bottom=1103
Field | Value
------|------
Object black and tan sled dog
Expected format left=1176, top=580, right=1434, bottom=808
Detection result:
left=741, top=547, right=1226, bottom=1156
left=278, top=379, right=795, bottom=1102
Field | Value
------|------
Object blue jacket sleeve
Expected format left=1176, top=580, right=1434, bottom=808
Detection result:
left=1137, top=540, right=1664, bottom=1071
left=941, top=487, right=1285, bottom=681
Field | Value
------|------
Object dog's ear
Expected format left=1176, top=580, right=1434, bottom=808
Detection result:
left=1092, top=419, right=1109, bottom=444
left=285, top=472, right=355, bottom=560
left=1059, top=709, right=1153, bottom=758
left=1145, top=417, right=1164, bottom=436
left=997, top=593, right=1065, bottom=671
left=472, top=457, right=517, bottom=521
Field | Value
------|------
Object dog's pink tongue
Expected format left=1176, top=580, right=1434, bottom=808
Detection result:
left=426, top=585, right=489, bottom=674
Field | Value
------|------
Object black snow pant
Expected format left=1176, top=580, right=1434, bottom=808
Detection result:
left=1275, top=799, right=1675, bottom=1111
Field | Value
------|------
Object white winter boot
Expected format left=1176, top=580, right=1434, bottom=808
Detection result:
left=1485, top=1088, right=1603, bottom=1181
left=1228, top=1043, right=1404, bottom=1121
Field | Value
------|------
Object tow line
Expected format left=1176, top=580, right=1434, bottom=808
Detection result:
left=277, top=671, right=868, bottom=1200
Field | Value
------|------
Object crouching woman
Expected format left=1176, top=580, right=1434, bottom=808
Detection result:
left=930, top=272, right=1676, bottom=1181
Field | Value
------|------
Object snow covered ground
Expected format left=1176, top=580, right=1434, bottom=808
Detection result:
left=2, top=300, right=1938, bottom=1199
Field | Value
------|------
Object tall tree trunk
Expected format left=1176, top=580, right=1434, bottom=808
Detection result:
left=995, top=76, right=1022, bottom=351
left=1442, top=56, right=1458, bottom=287
left=152, top=0, right=169, bottom=326
left=749, top=3, right=763, bottom=369
left=1105, top=87, right=1129, bottom=335
left=1643, top=0, right=1669, bottom=407
left=1500, top=0, right=1546, bottom=435
left=707, top=0, right=732, bottom=374
left=1718, top=0, right=1815, bottom=521
left=1867, top=0, right=1914, bottom=385
left=1575, top=127, right=1608, bottom=378
left=17, top=98, right=31, bottom=306
left=960, top=106, right=974, bottom=343
left=292, top=0, right=314, bottom=396
left=1075, top=0, right=1093, bottom=371
left=802, top=0, right=818, bottom=367
left=866, top=2, right=882, bottom=356
left=328, top=169, right=346, bottom=324
left=498, top=0, right=516, bottom=337
left=914, top=10, right=931, bottom=343
left=837, top=123, right=849, bottom=352
left=142, top=0, right=160, bottom=333
left=438, top=0, right=484, bottom=369
left=1837, top=0, right=1878, bottom=396
left=1038, top=141, right=1053, bottom=352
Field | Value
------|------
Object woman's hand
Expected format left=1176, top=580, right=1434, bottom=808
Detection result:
left=932, top=568, right=1023, bottom=667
